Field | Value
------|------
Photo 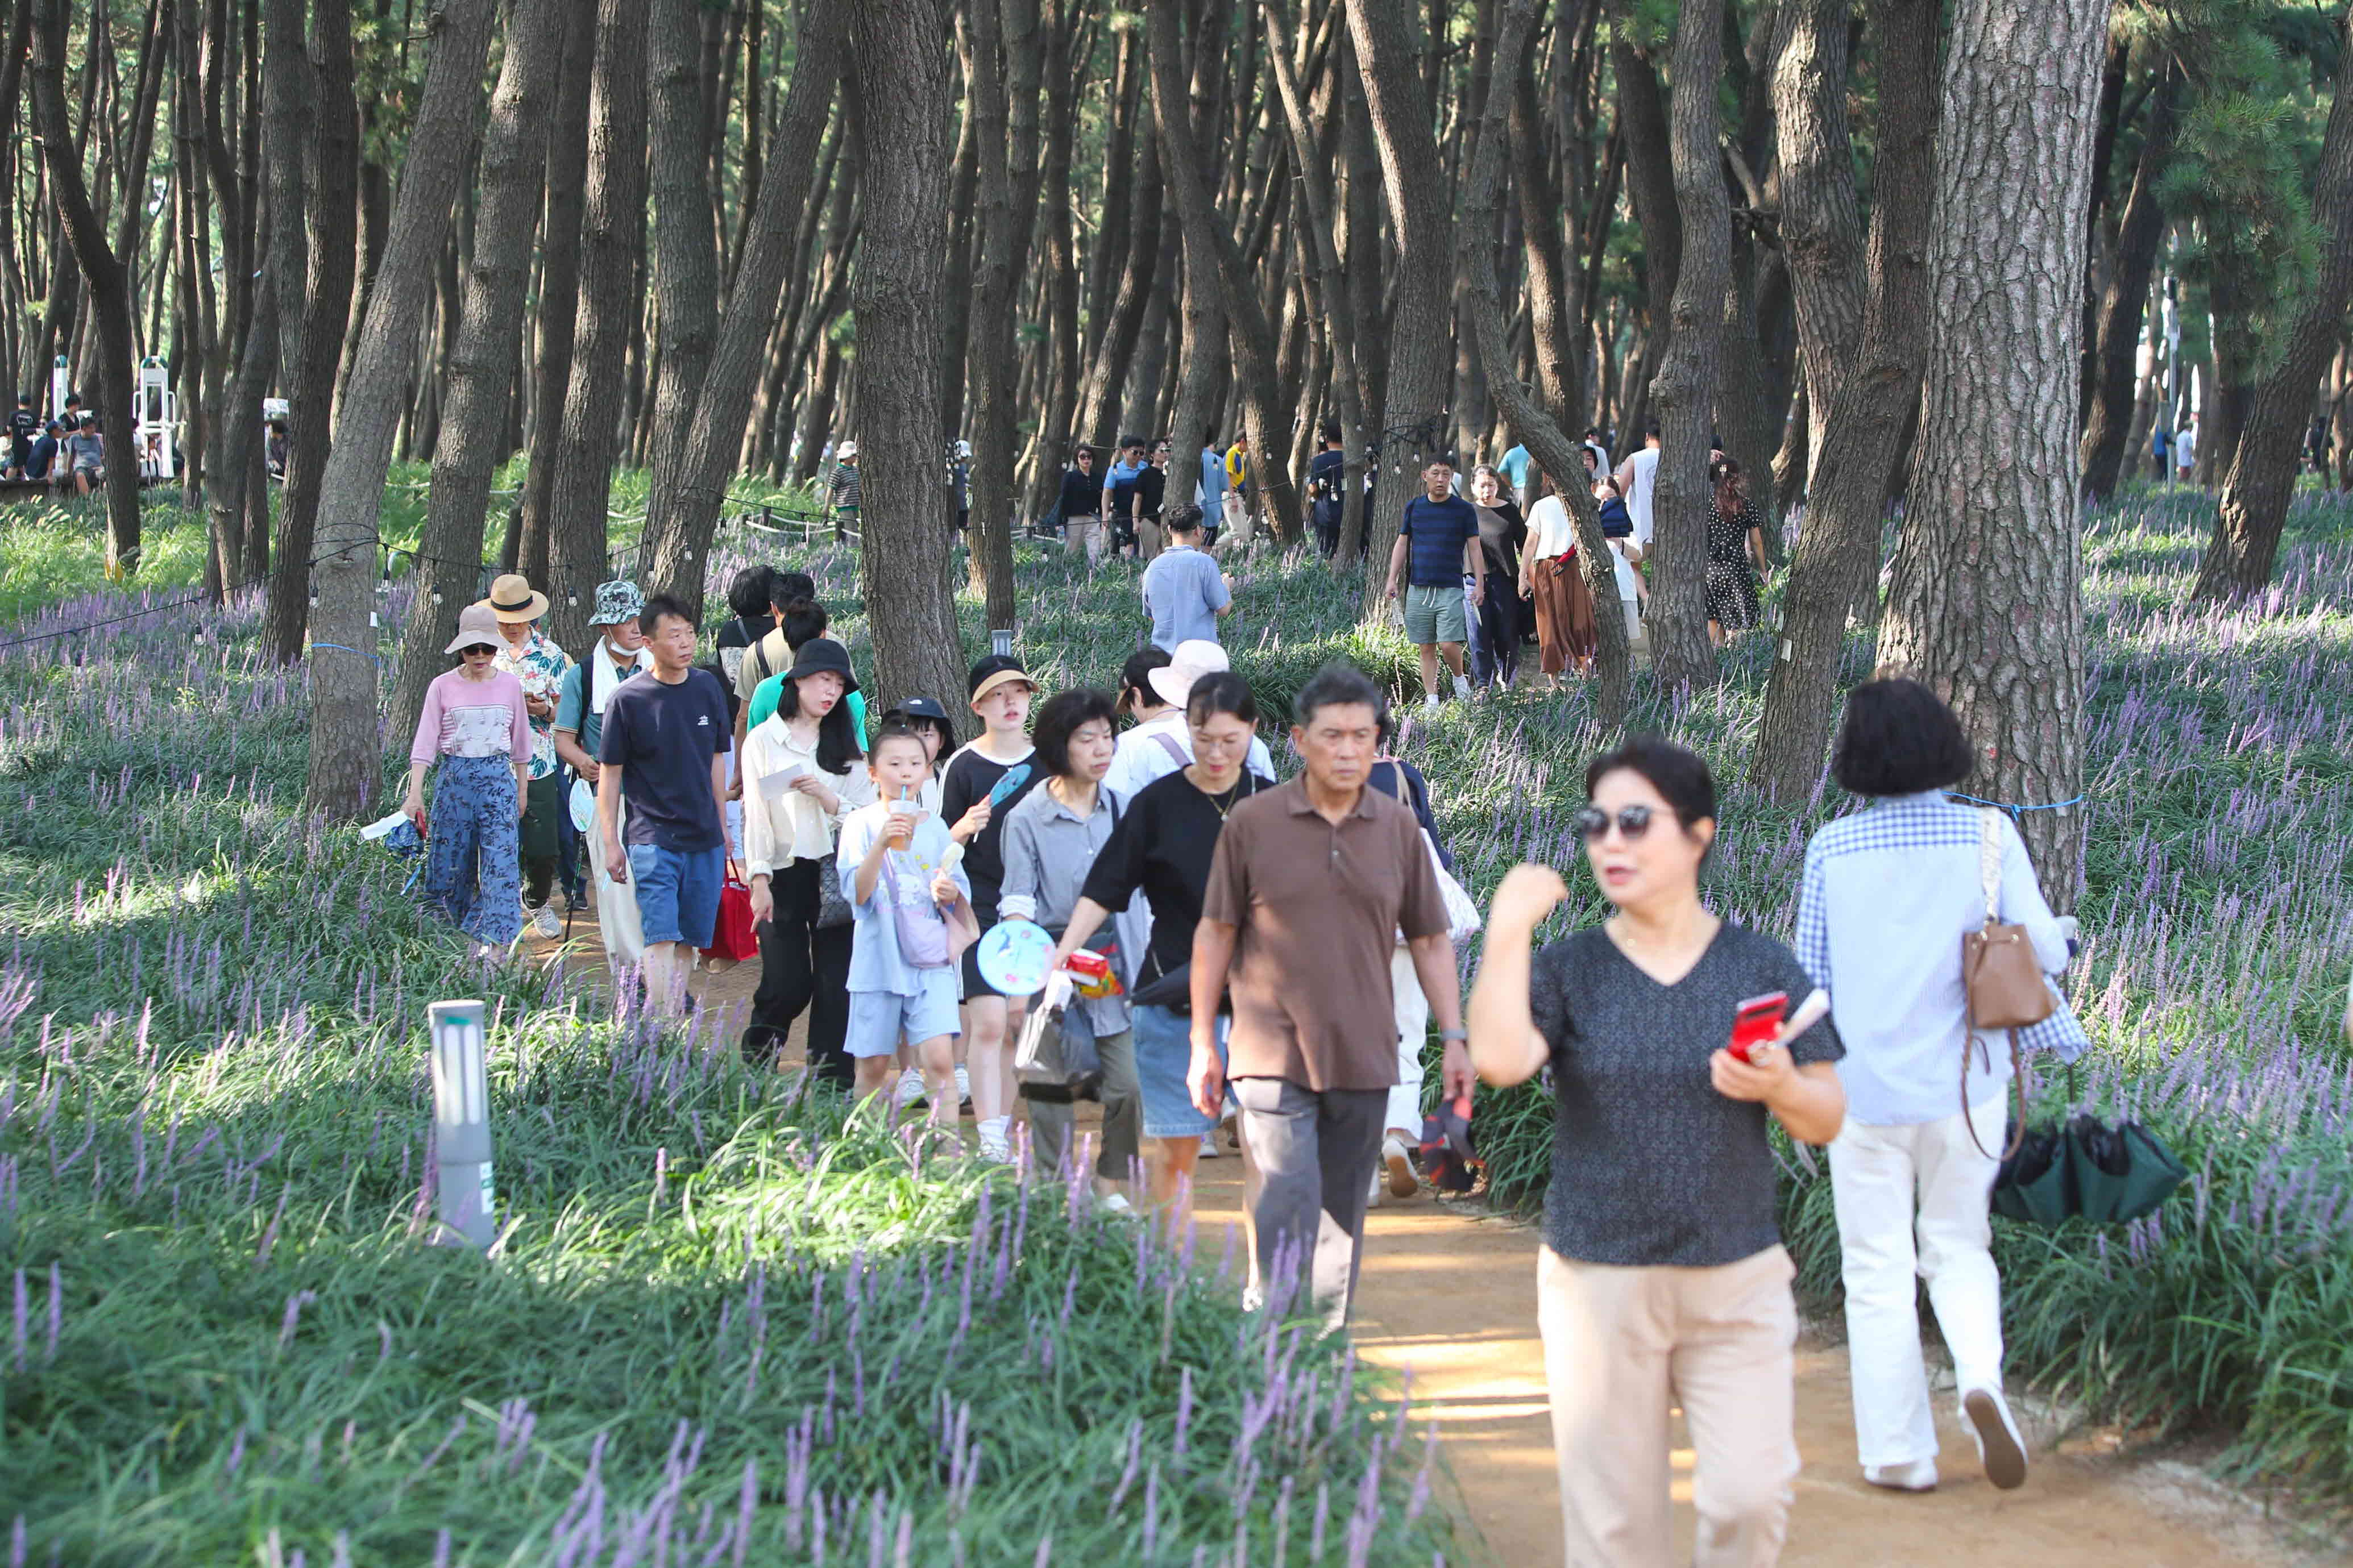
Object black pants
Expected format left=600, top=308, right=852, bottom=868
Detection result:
left=742, top=858, right=853, bottom=1084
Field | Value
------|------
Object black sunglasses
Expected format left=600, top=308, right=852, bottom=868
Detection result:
left=459, top=644, right=499, bottom=657
left=1575, top=803, right=1657, bottom=843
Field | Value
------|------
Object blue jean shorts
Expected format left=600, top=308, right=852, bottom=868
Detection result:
left=848, top=970, right=961, bottom=1055
left=1132, top=1003, right=1231, bottom=1138
left=625, top=842, right=724, bottom=948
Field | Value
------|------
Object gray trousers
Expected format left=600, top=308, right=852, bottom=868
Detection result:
left=1232, top=1078, right=1388, bottom=1333
left=1028, top=1026, right=1142, bottom=1184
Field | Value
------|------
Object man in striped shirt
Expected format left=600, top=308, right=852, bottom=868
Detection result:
left=827, top=439, right=861, bottom=529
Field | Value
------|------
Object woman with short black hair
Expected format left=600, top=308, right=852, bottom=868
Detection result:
left=1467, top=734, right=1845, bottom=1563
left=1798, top=676, right=2075, bottom=1496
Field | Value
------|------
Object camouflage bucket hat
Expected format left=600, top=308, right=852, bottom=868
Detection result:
left=589, top=579, right=644, bottom=627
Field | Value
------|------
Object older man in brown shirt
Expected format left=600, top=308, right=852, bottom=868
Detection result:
left=1190, top=664, right=1473, bottom=1331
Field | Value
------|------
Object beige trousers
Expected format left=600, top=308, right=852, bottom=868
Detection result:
left=1536, top=1243, right=1799, bottom=1568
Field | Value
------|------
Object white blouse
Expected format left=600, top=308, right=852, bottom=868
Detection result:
left=1527, top=494, right=1580, bottom=561
left=740, top=716, right=875, bottom=877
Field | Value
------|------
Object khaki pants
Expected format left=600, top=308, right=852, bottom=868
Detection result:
left=1065, top=515, right=1106, bottom=566
left=1137, top=517, right=1165, bottom=559
left=1537, top=1243, right=1799, bottom=1568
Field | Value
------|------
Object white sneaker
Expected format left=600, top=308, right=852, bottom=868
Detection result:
left=1962, top=1386, right=2028, bottom=1490
left=1382, top=1134, right=1417, bottom=1198
left=1862, top=1459, right=1939, bottom=1493
left=954, top=1064, right=972, bottom=1108
left=1097, top=1192, right=1136, bottom=1218
left=1422, top=693, right=1442, bottom=711
left=1452, top=675, right=1474, bottom=701
left=975, top=1116, right=1012, bottom=1163
left=528, top=903, right=561, bottom=939
left=895, top=1067, right=927, bottom=1109
left=1196, top=1130, right=1222, bottom=1159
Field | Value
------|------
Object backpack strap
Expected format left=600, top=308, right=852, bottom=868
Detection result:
left=1151, top=731, right=1189, bottom=767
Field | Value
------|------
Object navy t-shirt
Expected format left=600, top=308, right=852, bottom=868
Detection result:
left=598, top=668, right=732, bottom=850
left=1400, top=495, right=1480, bottom=587
left=1309, top=450, right=1346, bottom=515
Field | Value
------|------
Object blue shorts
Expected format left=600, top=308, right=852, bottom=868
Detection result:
left=1131, top=1003, right=1231, bottom=1138
left=625, top=842, right=724, bottom=948
left=848, top=971, right=961, bottom=1055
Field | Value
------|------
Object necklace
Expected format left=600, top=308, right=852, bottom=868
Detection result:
left=1197, top=773, right=1245, bottom=819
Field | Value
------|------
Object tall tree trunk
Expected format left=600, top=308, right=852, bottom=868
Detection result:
left=936, top=62, right=981, bottom=447
left=1749, top=0, right=1939, bottom=797
left=1769, top=0, right=1863, bottom=489
left=267, top=0, right=356, bottom=662
left=514, top=0, right=597, bottom=580
left=28, top=0, right=141, bottom=577
left=1644, top=0, right=1728, bottom=692
left=207, top=252, right=275, bottom=593
left=305, top=0, right=499, bottom=819
left=1463, top=0, right=1630, bottom=722
left=1881, top=0, right=2108, bottom=905
left=1610, top=17, right=1678, bottom=443
left=391, top=0, right=569, bottom=745
left=2078, top=62, right=2180, bottom=504
left=1074, top=105, right=1164, bottom=448
left=1344, top=0, right=1457, bottom=559
left=2196, top=9, right=2353, bottom=600
left=252, top=0, right=308, bottom=588
left=638, top=0, right=845, bottom=618
left=964, top=0, right=1043, bottom=629
left=638, top=0, right=719, bottom=526
left=848, top=0, right=966, bottom=712
left=1022, top=5, right=1089, bottom=525
left=542, top=0, right=652, bottom=659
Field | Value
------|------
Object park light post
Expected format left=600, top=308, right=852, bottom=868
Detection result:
left=428, top=999, right=497, bottom=1248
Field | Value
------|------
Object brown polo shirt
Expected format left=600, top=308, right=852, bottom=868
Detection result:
left=1200, top=774, right=1450, bottom=1092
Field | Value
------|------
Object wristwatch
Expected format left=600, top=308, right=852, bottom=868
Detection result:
left=1439, top=1028, right=1468, bottom=1043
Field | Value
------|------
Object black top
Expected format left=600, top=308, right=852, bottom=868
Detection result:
left=1527, top=924, right=1843, bottom=1268
left=939, top=741, right=1043, bottom=919
left=1137, top=464, right=1167, bottom=518
left=1057, top=467, right=1099, bottom=519
left=1474, top=498, right=1528, bottom=583
left=1365, top=757, right=1450, bottom=871
left=1309, top=449, right=1346, bottom=511
left=1080, top=766, right=1271, bottom=984
left=714, top=614, right=765, bottom=656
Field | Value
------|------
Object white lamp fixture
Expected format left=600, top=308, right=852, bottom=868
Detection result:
left=428, top=1000, right=496, bottom=1248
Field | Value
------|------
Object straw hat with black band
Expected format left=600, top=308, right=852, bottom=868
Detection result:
left=480, top=572, right=551, bottom=623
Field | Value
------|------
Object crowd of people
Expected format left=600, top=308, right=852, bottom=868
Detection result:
left=398, top=443, right=2086, bottom=1563
left=5, top=390, right=106, bottom=494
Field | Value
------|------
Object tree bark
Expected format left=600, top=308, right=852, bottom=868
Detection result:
left=1769, top=0, right=1864, bottom=489
left=1643, top=0, right=1728, bottom=692
left=1610, top=16, right=1678, bottom=442
left=1074, top=101, right=1164, bottom=449
left=2078, top=61, right=2180, bottom=504
left=1463, top=0, right=1630, bottom=723
left=514, top=0, right=597, bottom=580
left=305, top=0, right=499, bottom=819
left=542, top=0, right=652, bottom=659
left=848, top=0, right=967, bottom=714
left=207, top=251, right=275, bottom=593
left=964, top=0, right=1043, bottom=631
left=1880, top=0, right=2107, bottom=905
left=267, top=0, right=357, bottom=662
left=390, top=0, right=569, bottom=745
left=2196, top=7, right=2353, bottom=600
left=1749, top=0, right=1938, bottom=798
left=638, top=0, right=720, bottom=529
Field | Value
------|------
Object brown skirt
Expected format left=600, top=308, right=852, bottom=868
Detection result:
left=1532, top=552, right=1599, bottom=674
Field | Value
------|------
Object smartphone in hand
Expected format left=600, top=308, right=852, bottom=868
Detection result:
left=1728, top=992, right=1788, bottom=1063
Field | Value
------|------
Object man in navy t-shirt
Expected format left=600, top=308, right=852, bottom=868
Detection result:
left=1383, top=454, right=1484, bottom=708
left=1308, top=422, right=1348, bottom=557
left=597, top=592, right=733, bottom=1014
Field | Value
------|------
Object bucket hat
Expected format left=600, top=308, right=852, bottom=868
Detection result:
left=443, top=602, right=504, bottom=654
left=1147, top=639, right=1230, bottom=709
left=785, top=638, right=859, bottom=692
left=480, top=572, right=550, bottom=623
left=589, top=579, right=644, bottom=627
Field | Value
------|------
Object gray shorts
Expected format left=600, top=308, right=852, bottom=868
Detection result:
left=1403, top=582, right=1469, bottom=646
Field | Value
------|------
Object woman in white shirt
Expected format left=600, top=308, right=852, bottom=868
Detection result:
left=740, top=639, right=874, bottom=1083
left=1519, top=472, right=1599, bottom=687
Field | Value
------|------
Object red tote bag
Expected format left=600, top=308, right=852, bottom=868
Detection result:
left=701, top=876, right=761, bottom=963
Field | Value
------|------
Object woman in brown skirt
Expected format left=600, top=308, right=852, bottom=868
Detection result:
left=1520, top=470, right=1599, bottom=685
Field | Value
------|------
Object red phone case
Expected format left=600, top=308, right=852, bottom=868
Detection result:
left=1728, top=991, right=1788, bottom=1062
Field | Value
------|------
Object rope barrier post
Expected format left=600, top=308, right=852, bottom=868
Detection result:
left=428, top=999, right=497, bottom=1249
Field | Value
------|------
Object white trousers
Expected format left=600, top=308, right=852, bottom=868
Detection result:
left=1827, top=1095, right=2007, bottom=1469
left=1387, top=947, right=1428, bottom=1135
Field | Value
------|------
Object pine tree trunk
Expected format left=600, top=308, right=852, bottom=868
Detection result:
left=305, top=0, right=499, bottom=820
left=515, top=0, right=597, bottom=580
left=1881, top=0, right=2109, bottom=905
left=637, top=0, right=719, bottom=530
left=638, top=2, right=844, bottom=618
left=389, top=0, right=569, bottom=745
left=1749, top=0, right=1939, bottom=798
left=847, top=0, right=967, bottom=713
left=964, top=0, right=1043, bottom=631
left=542, top=0, right=651, bottom=659
left=2195, top=7, right=2353, bottom=600
left=1644, top=0, right=1728, bottom=692
left=2079, top=64, right=2181, bottom=504
left=1074, top=110, right=1164, bottom=448
left=1769, top=0, right=1864, bottom=489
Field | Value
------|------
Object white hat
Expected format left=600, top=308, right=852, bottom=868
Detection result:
left=1147, top=639, right=1230, bottom=709
left=838, top=439, right=859, bottom=460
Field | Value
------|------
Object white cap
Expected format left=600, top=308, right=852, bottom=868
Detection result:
left=838, top=439, right=859, bottom=460
left=1147, top=639, right=1231, bottom=709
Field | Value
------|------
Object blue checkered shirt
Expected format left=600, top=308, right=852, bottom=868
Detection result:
left=1794, top=792, right=2081, bottom=1126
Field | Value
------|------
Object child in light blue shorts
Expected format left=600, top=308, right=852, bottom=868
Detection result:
left=837, top=725, right=974, bottom=1109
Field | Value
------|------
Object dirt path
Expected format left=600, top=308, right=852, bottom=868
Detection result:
left=526, top=926, right=2330, bottom=1565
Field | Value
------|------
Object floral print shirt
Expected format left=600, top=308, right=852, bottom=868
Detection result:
left=492, top=626, right=573, bottom=780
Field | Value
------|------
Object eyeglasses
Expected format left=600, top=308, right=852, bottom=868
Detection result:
left=1575, top=804, right=1657, bottom=843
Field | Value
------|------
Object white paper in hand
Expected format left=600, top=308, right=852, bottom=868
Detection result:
left=756, top=760, right=808, bottom=801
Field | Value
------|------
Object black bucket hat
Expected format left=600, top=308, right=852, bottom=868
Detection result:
left=785, top=638, right=858, bottom=692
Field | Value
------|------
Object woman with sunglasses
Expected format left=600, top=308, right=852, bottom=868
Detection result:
left=1466, top=735, right=1845, bottom=1567
left=404, top=602, right=534, bottom=949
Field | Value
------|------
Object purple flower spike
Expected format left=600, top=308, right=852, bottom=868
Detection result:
left=43, top=1265, right=59, bottom=1362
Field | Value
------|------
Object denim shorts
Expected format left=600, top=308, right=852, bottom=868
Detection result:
left=1402, top=582, right=1469, bottom=645
left=1131, top=1003, right=1230, bottom=1138
left=625, top=842, right=724, bottom=948
left=848, top=971, right=961, bottom=1055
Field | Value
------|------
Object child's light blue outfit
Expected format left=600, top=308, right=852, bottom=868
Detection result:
left=838, top=801, right=970, bottom=1054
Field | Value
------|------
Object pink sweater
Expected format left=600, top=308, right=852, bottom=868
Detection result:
left=410, top=668, right=532, bottom=766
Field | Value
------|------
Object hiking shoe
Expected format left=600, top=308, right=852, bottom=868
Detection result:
left=1962, top=1387, right=2028, bottom=1490
left=528, top=903, right=561, bottom=939
left=1863, top=1459, right=1939, bottom=1493
left=1383, top=1135, right=1417, bottom=1198
left=1197, top=1131, right=1223, bottom=1159
left=895, top=1067, right=927, bottom=1109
